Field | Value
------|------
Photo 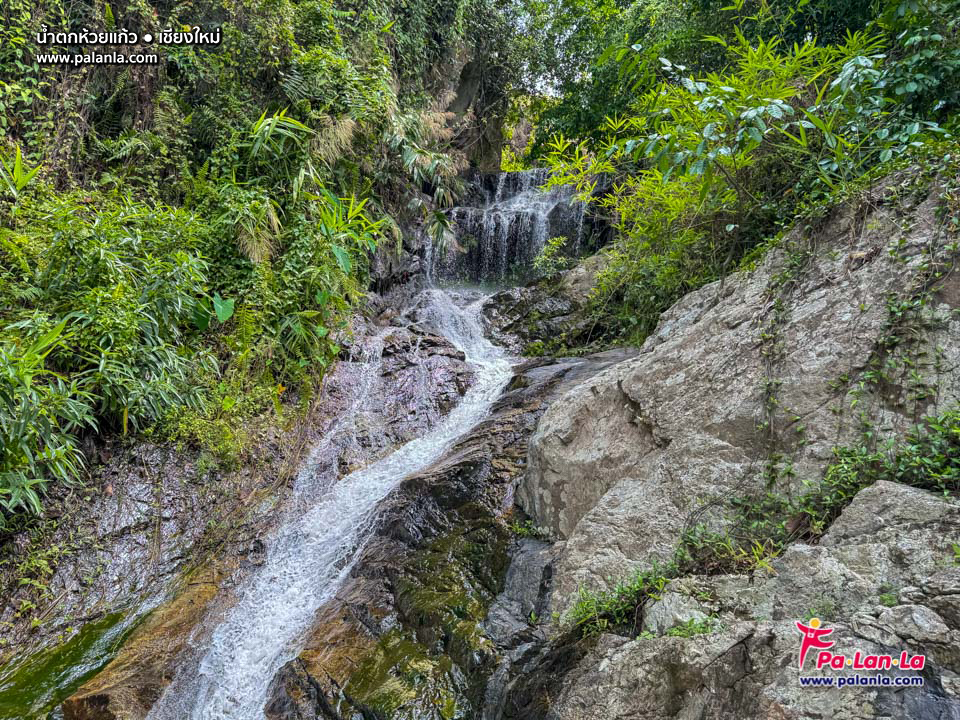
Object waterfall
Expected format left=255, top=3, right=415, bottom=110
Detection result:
left=432, top=168, right=587, bottom=283
left=145, top=288, right=512, bottom=720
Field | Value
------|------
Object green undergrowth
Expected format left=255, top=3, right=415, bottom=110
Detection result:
left=665, top=616, right=717, bottom=638
left=509, top=517, right=551, bottom=540
left=565, top=563, right=672, bottom=637
left=0, top=515, right=83, bottom=627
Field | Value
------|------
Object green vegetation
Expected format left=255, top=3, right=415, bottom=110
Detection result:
left=665, top=616, right=717, bottom=638
left=804, top=598, right=838, bottom=622
left=508, top=517, right=550, bottom=539
left=878, top=592, right=898, bottom=607
left=510, top=0, right=960, bottom=348
left=533, top=236, right=574, bottom=276
left=566, top=563, right=671, bottom=636
left=0, top=0, right=521, bottom=520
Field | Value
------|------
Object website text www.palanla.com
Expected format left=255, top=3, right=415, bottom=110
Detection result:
left=37, top=52, right=159, bottom=66
left=799, top=674, right=925, bottom=688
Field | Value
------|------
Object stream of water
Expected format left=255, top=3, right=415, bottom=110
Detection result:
left=433, top=168, right=587, bottom=282
left=146, top=287, right=512, bottom=720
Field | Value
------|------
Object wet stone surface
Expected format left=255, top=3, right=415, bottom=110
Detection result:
left=0, top=308, right=476, bottom=720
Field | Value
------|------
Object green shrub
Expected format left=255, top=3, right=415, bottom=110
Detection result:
left=4, top=192, right=210, bottom=433
left=533, top=236, right=574, bottom=276
left=665, top=616, right=717, bottom=638
left=0, top=323, right=95, bottom=517
left=536, top=0, right=956, bottom=348
left=567, top=563, right=673, bottom=637
left=878, top=592, right=898, bottom=607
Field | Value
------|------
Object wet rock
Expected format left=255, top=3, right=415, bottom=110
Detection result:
left=484, top=539, right=555, bottom=647
left=481, top=254, right=609, bottom=354
left=369, top=227, right=427, bottom=294
left=262, top=350, right=634, bottom=720
left=3, top=303, right=475, bottom=719
left=54, top=299, right=631, bottom=720
left=63, top=570, right=222, bottom=720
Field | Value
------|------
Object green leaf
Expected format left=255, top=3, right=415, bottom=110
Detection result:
left=213, top=294, right=235, bottom=323
left=331, top=244, right=352, bottom=274
left=25, top=318, right=68, bottom=364
left=193, top=300, right=212, bottom=331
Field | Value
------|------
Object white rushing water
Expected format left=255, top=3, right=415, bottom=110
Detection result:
left=146, top=287, right=511, bottom=720
left=434, top=169, right=587, bottom=282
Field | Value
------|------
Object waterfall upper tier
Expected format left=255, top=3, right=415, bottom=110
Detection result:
left=432, top=169, right=598, bottom=283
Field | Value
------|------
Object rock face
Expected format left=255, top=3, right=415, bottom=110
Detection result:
left=481, top=254, right=609, bottom=354
left=369, top=229, right=429, bottom=294
left=519, top=172, right=960, bottom=612
left=491, top=170, right=960, bottom=718
left=500, top=481, right=960, bottom=719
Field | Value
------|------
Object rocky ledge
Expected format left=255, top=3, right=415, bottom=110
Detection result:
left=489, top=169, right=960, bottom=718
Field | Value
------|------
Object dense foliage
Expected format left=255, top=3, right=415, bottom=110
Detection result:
left=513, top=0, right=960, bottom=349
left=0, top=0, right=519, bottom=517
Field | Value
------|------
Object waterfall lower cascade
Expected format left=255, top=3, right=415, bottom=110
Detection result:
left=432, top=168, right=588, bottom=283
left=146, top=288, right=512, bottom=720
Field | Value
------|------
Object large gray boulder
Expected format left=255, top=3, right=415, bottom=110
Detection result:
left=518, top=174, right=960, bottom=614
left=499, top=480, right=960, bottom=719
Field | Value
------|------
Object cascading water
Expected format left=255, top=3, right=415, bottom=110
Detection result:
left=146, top=288, right=512, bottom=720
left=432, top=168, right=588, bottom=283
